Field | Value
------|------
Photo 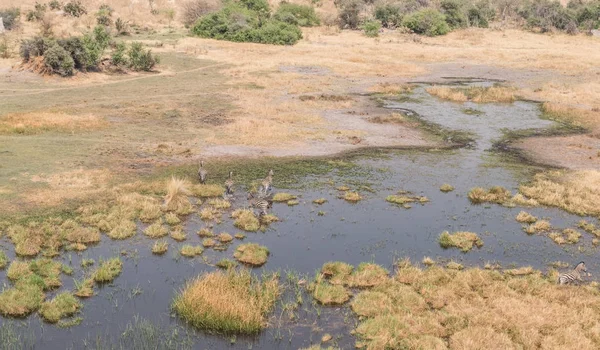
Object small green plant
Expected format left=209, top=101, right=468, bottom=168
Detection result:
left=128, top=42, right=159, bottom=71
left=234, top=243, right=269, bottom=266
left=26, top=2, right=46, bottom=22
left=111, top=41, right=128, bottom=66
left=402, top=8, right=450, bottom=36
left=362, top=19, right=381, bottom=37
left=374, top=4, right=402, bottom=28
left=0, top=251, right=7, bottom=269
left=63, top=0, right=87, bottom=17
left=152, top=240, right=168, bottom=254
left=96, top=4, right=113, bottom=26
left=49, top=0, right=62, bottom=10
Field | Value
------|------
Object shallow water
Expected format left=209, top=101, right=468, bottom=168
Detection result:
left=2, top=83, right=599, bottom=349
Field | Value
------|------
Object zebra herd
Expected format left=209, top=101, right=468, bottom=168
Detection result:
left=198, top=162, right=274, bottom=217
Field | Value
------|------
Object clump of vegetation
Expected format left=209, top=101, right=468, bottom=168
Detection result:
left=152, top=240, right=168, bottom=254
left=163, top=177, right=193, bottom=215
left=322, top=261, right=353, bottom=285
left=287, top=199, right=299, bottom=206
left=549, top=228, right=582, bottom=245
left=63, top=0, right=87, bottom=17
left=0, top=282, right=45, bottom=317
left=578, top=220, right=600, bottom=237
left=74, top=278, right=94, bottom=298
left=106, top=219, right=137, bottom=240
left=26, top=2, right=46, bottom=22
left=181, top=245, right=204, bottom=257
left=182, top=0, right=221, bottom=27
left=516, top=211, right=537, bottom=224
left=427, top=86, right=516, bottom=103
left=273, top=193, right=297, bottom=202
left=96, top=4, right=113, bottom=26
left=234, top=243, right=269, bottom=266
left=92, top=258, right=122, bottom=283
left=347, top=263, right=389, bottom=288
left=313, top=198, right=327, bottom=205
left=232, top=209, right=260, bottom=232
left=144, top=220, right=169, bottom=238
left=128, top=42, right=160, bottom=72
left=1, top=7, right=21, bottom=30
left=39, top=292, right=81, bottom=323
left=0, top=251, right=8, bottom=269
left=198, top=228, right=215, bottom=237
left=439, top=231, right=483, bottom=252
left=200, top=207, right=220, bottom=221
left=386, top=193, right=428, bottom=207
left=362, top=20, right=382, bottom=37
left=311, top=282, right=351, bottom=305
left=422, top=257, right=435, bottom=266
left=216, top=259, right=238, bottom=269
left=170, top=228, right=187, bottom=242
left=164, top=212, right=181, bottom=226
left=260, top=214, right=279, bottom=224
left=524, top=220, right=551, bottom=234
left=203, top=238, right=217, bottom=247
left=468, top=186, right=512, bottom=204
left=139, top=200, right=162, bottom=222
left=234, top=233, right=246, bottom=240
left=190, top=184, right=224, bottom=197
left=446, top=261, right=464, bottom=270
left=208, top=198, right=231, bottom=209
left=343, top=191, right=362, bottom=202
left=402, top=9, right=450, bottom=36
left=440, top=184, right=454, bottom=192
left=173, top=269, right=280, bottom=334
left=191, top=0, right=303, bottom=45
left=273, top=2, right=320, bottom=27
left=217, top=232, right=233, bottom=243
left=504, top=266, right=535, bottom=276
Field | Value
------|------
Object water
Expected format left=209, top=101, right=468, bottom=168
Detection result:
left=1, top=83, right=597, bottom=349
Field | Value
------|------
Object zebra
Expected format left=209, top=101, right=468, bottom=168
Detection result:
left=260, top=169, right=274, bottom=194
left=225, top=171, right=234, bottom=195
left=558, top=262, right=588, bottom=285
left=198, top=161, right=207, bottom=184
left=248, top=192, right=272, bottom=216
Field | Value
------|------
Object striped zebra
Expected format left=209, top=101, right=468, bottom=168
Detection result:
left=558, top=262, right=588, bottom=285
left=225, top=171, right=234, bottom=195
left=260, top=169, right=274, bottom=194
left=198, top=161, right=207, bottom=184
left=248, top=192, right=272, bottom=216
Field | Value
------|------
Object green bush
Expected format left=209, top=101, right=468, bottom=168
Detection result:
left=273, top=2, right=320, bottom=26
left=96, top=4, right=113, bottom=26
left=338, top=0, right=364, bottom=29
left=26, top=2, right=46, bottom=22
left=111, top=42, right=128, bottom=66
left=239, top=0, right=270, bottom=13
left=569, top=0, right=600, bottom=30
left=128, top=42, right=160, bottom=71
left=247, top=20, right=302, bottom=44
left=0, top=7, right=21, bottom=30
left=49, top=0, right=62, bottom=10
left=19, top=37, right=54, bottom=61
left=402, top=8, right=450, bottom=36
left=362, top=19, right=382, bottom=37
left=57, top=37, right=90, bottom=70
left=518, top=0, right=575, bottom=32
left=63, top=0, right=87, bottom=17
left=44, top=44, right=75, bottom=76
left=441, top=0, right=469, bottom=29
left=374, top=4, right=403, bottom=28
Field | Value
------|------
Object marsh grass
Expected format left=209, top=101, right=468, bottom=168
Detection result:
left=516, top=211, right=537, bottom=224
left=287, top=199, right=299, bottom=206
left=164, top=212, right=181, bottom=225
left=0, top=251, right=7, bottom=269
left=163, top=177, right=194, bottom=215
left=549, top=229, right=582, bottom=245
left=216, top=259, right=238, bottom=269
left=313, top=198, right=327, bottom=205
left=144, top=219, right=168, bottom=238
left=61, top=220, right=101, bottom=244
left=199, top=207, right=221, bottom=221
left=524, top=220, right=551, bottom=234
left=347, top=263, right=389, bottom=288
left=234, top=243, right=269, bottom=267
left=180, top=245, right=203, bottom=257
left=39, top=292, right=81, bottom=323
left=152, top=240, right=168, bottom=255
left=139, top=201, right=163, bottom=223
left=0, top=283, right=45, bottom=317
left=66, top=243, right=87, bottom=251
left=169, top=228, right=187, bottom=242
left=322, top=261, right=353, bottom=285
left=578, top=220, right=600, bottom=237
left=29, top=259, right=63, bottom=290
left=343, top=192, right=362, bottom=202
left=427, top=86, right=516, bottom=103
left=386, top=194, right=428, bottom=206
left=503, top=266, right=535, bottom=276
left=198, top=228, right=214, bottom=237
left=106, top=219, right=137, bottom=240
left=217, top=233, right=233, bottom=243
left=446, top=261, right=463, bottom=270
left=190, top=184, right=224, bottom=198
left=368, top=113, right=408, bottom=125
left=93, top=258, right=123, bottom=283
left=260, top=214, right=279, bottom=224
left=232, top=210, right=260, bottom=232
left=422, top=257, right=435, bottom=266
left=468, top=186, right=512, bottom=204
left=311, top=282, right=350, bottom=305
left=273, top=193, right=297, bottom=202
left=439, top=184, right=454, bottom=192
left=234, top=233, right=246, bottom=240
left=74, top=278, right=94, bottom=298
left=208, top=199, right=231, bottom=210
left=172, top=269, right=280, bottom=334
left=202, top=238, right=217, bottom=248
left=438, top=231, right=483, bottom=252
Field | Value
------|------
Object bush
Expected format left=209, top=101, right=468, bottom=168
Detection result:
left=273, top=2, right=320, bottom=27
left=63, top=0, right=87, bottom=17
left=111, top=41, right=128, bottom=66
left=402, top=8, right=450, bottom=36
left=26, top=2, right=46, bottom=22
left=0, top=7, right=21, bottom=30
left=115, top=18, right=130, bottom=35
left=182, top=0, right=220, bottom=27
left=96, top=4, right=113, bottom=26
left=569, top=0, right=600, bottom=30
left=57, top=37, right=90, bottom=70
left=19, top=37, right=54, bottom=61
left=338, top=0, right=364, bottom=29
left=374, top=4, right=403, bottom=28
left=81, top=26, right=111, bottom=69
left=49, top=0, right=62, bottom=10
left=362, top=19, right=381, bottom=37
left=239, top=0, right=270, bottom=13
left=128, top=42, right=159, bottom=71
left=441, top=0, right=469, bottom=29
left=518, top=0, right=575, bottom=32
left=248, top=20, right=302, bottom=44
left=44, top=43, right=75, bottom=76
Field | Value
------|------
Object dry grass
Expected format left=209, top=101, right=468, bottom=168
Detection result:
left=272, top=193, right=297, bottom=202
left=61, top=220, right=101, bottom=244
left=343, top=192, right=362, bottom=202
left=234, top=243, right=269, bottom=267
left=234, top=233, right=246, bottom=240
left=164, top=212, right=181, bottom=226
left=74, top=278, right=94, bottom=298
left=39, top=292, right=81, bottom=323
left=426, top=86, right=516, bottom=103
left=138, top=200, right=163, bottom=223
left=549, top=229, right=582, bottom=245
left=438, top=231, right=483, bottom=252
left=106, top=219, right=137, bottom=240
left=0, top=251, right=7, bottom=269
left=313, top=198, right=327, bottom=205
left=144, top=219, right=169, bottom=238
left=232, top=209, right=260, bottom=232
left=578, top=220, right=600, bottom=237
left=516, top=211, right=537, bottom=224
left=163, top=177, right=194, bottom=215
left=524, top=220, right=551, bottom=234
left=208, top=199, right=231, bottom=210
left=520, top=170, right=600, bottom=217
left=199, top=207, right=220, bottom=221
left=322, top=261, right=354, bottom=285
left=170, top=228, right=187, bottom=242
left=181, top=245, right=204, bottom=257
left=152, top=240, right=168, bottom=255
left=368, top=113, right=409, bottom=125
left=446, top=261, right=464, bottom=270
left=0, top=282, right=45, bottom=317
left=541, top=102, right=600, bottom=130
left=440, top=184, right=454, bottom=193
left=203, top=238, right=217, bottom=248
left=346, top=263, right=389, bottom=288
left=468, top=186, right=512, bottom=204
left=386, top=194, right=428, bottom=207
left=422, top=257, right=435, bottom=266
left=198, top=228, right=214, bottom=237
left=0, top=112, right=105, bottom=134
left=217, top=232, right=233, bottom=243
left=216, top=259, right=238, bottom=269
left=172, top=269, right=280, bottom=334
left=92, top=258, right=123, bottom=283
left=368, top=83, right=413, bottom=95
left=311, top=282, right=351, bottom=305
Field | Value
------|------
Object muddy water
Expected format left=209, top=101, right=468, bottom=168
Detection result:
left=2, top=83, right=599, bottom=349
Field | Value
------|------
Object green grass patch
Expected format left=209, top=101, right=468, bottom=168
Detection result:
left=234, top=243, right=269, bottom=267
left=39, top=292, right=81, bottom=323
left=92, top=258, right=123, bottom=283
left=438, top=231, right=483, bottom=252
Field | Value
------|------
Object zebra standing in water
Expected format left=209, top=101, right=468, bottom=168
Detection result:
left=247, top=192, right=272, bottom=217
left=558, top=262, right=588, bottom=285
left=198, top=161, right=207, bottom=184
left=225, top=171, right=234, bottom=195
left=260, top=169, right=274, bottom=194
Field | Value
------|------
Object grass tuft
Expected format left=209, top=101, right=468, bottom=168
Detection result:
left=208, top=198, right=231, bottom=209
left=438, top=231, right=483, bottom=252
left=152, top=240, right=169, bottom=255
left=273, top=193, right=297, bottom=202
left=0, top=283, right=44, bottom=317
left=74, top=278, right=94, bottom=298
left=172, top=269, right=280, bottom=334
left=203, top=238, right=217, bottom=248
left=347, top=263, right=389, bottom=288
left=163, top=177, right=193, bottom=215
left=313, top=198, right=327, bottom=205
left=190, top=184, right=224, bottom=198
left=321, top=261, right=353, bottom=285
left=0, top=251, right=7, bottom=269
left=422, top=257, right=435, bottom=266
left=198, top=228, right=214, bottom=237
left=427, top=86, right=516, bottom=103
left=311, top=282, right=350, bottom=305
left=524, top=220, right=551, bottom=234
left=343, top=192, right=362, bottom=202
left=446, top=261, right=464, bottom=270
left=234, top=233, right=246, bottom=240
left=39, top=292, right=81, bottom=323
left=468, top=186, right=512, bottom=204
left=144, top=219, right=169, bottom=238
left=516, top=211, right=537, bottom=224
left=233, top=210, right=260, bottom=232
left=439, top=184, right=454, bottom=192
left=578, top=220, right=600, bottom=237
left=216, top=259, right=238, bottom=269
left=180, top=245, right=203, bottom=257
left=217, top=232, right=233, bottom=243
left=169, top=228, right=187, bottom=242
left=164, top=212, right=181, bottom=226
left=234, top=243, right=269, bottom=267
left=92, top=258, right=123, bottom=283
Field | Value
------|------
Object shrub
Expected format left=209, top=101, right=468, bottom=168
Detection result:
left=518, top=0, right=575, bottom=32
left=43, top=43, right=75, bottom=76
left=49, top=0, right=62, bottom=10
left=239, top=0, right=270, bottom=13
left=569, top=0, right=600, bottom=30
left=26, top=2, right=46, bottom=22
left=467, top=0, right=496, bottom=27
left=96, top=4, right=113, bottom=26
left=182, top=0, right=221, bottom=27
left=57, top=37, right=90, bottom=70
left=247, top=20, right=302, bottom=45
left=338, top=0, right=363, bottom=29
left=81, top=25, right=111, bottom=69
left=115, top=17, right=130, bottom=35
left=362, top=19, right=381, bottom=37
left=63, top=0, right=87, bottom=17
left=273, top=2, right=320, bottom=27
left=0, top=7, right=21, bottom=30
left=111, top=42, right=128, bottom=66
left=374, top=4, right=403, bottom=28
left=402, top=8, right=450, bottom=36
left=128, top=42, right=160, bottom=71
left=441, top=0, right=468, bottom=29
left=19, top=36, right=54, bottom=61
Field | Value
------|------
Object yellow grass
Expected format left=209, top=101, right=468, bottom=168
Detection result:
left=172, top=269, right=280, bottom=334
left=163, top=177, right=193, bottom=215
left=232, top=209, right=260, bottom=232
left=234, top=243, right=269, bottom=267
left=152, top=240, right=168, bottom=255
left=343, top=191, right=362, bottom=202
left=180, top=245, right=204, bottom=257
left=515, top=211, right=537, bottom=224
left=0, top=112, right=105, bottom=134
left=524, top=220, right=551, bottom=234
left=438, top=231, right=483, bottom=252
left=541, top=102, right=600, bottom=130
left=440, top=184, right=454, bottom=192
